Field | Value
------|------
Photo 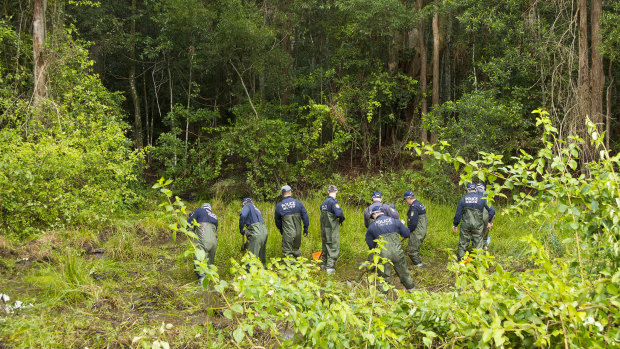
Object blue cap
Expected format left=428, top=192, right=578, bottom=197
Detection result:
left=327, top=185, right=338, bottom=192
left=466, top=183, right=477, bottom=191
left=476, top=183, right=486, bottom=192
left=242, top=197, right=253, bottom=204
left=403, top=190, right=415, bottom=199
left=371, top=191, right=382, bottom=199
left=281, top=185, right=292, bottom=192
left=202, top=203, right=211, bottom=210
left=370, top=206, right=383, bottom=214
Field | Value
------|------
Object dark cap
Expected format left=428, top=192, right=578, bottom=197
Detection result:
left=327, top=185, right=338, bottom=193
left=371, top=191, right=382, bottom=199
left=202, top=203, right=212, bottom=210
left=476, top=183, right=486, bottom=192
left=242, top=197, right=253, bottom=204
left=370, top=206, right=383, bottom=214
left=466, top=183, right=477, bottom=191
left=403, top=190, right=415, bottom=199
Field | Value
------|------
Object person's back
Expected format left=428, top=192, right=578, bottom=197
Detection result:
left=275, top=186, right=309, bottom=258
left=239, top=198, right=268, bottom=265
left=320, top=185, right=344, bottom=274
left=363, top=192, right=399, bottom=228
left=453, top=184, right=494, bottom=261
left=366, top=208, right=415, bottom=292
left=187, top=203, right=218, bottom=287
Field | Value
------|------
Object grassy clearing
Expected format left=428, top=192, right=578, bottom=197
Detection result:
left=0, top=194, right=565, bottom=347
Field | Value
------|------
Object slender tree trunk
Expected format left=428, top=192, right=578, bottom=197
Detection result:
left=417, top=0, right=428, bottom=143
left=185, top=48, right=194, bottom=155
left=606, top=61, right=613, bottom=149
left=590, top=0, right=603, bottom=130
left=577, top=0, right=590, bottom=122
left=32, top=0, right=47, bottom=104
left=431, top=2, right=440, bottom=143
left=129, top=0, right=142, bottom=148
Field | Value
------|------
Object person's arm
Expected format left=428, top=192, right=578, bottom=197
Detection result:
left=239, top=206, right=249, bottom=234
left=385, top=204, right=400, bottom=220
left=486, top=201, right=495, bottom=222
left=299, top=201, right=310, bottom=236
left=408, top=206, right=419, bottom=232
left=333, top=200, right=345, bottom=222
left=397, top=219, right=411, bottom=239
left=187, top=210, right=196, bottom=226
left=452, top=198, right=464, bottom=232
left=274, top=203, right=283, bottom=232
left=365, top=226, right=377, bottom=249
left=363, top=208, right=371, bottom=228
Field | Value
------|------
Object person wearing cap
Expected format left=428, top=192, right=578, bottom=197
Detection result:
left=274, top=185, right=310, bottom=258
left=365, top=206, right=416, bottom=292
left=476, top=183, right=495, bottom=251
left=320, top=185, right=345, bottom=274
left=239, top=198, right=268, bottom=265
left=403, top=191, right=427, bottom=267
left=363, top=191, right=400, bottom=228
left=187, top=203, right=218, bottom=287
left=452, top=183, right=495, bottom=261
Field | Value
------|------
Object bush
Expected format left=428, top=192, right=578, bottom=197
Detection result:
left=0, top=27, right=142, bottom=240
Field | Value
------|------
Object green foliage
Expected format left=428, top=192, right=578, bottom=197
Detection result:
left=0, top=27, right=142, bottom=240
left=424, top=89, right=530, bottom=160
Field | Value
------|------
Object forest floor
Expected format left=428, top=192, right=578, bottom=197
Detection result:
left=0, top=197, right=551, bottom=348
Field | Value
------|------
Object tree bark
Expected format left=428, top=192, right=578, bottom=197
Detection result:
left=606, top=61, right=613, bottom=149
left=129, top=0, right=142, bottom=148
left=590, top=0, right=603, bottom=130
left=417, top=0, right=428, bottom=143
left=577, top=0, right=590, bottom=124
left=32, top=0, right=47, bottom=104
left=431, top=2, right=440, bottom=143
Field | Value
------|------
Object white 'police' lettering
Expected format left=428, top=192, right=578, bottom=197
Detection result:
left=465, top=197, right=479, bottom=204
left=281, top=202, right=296, bottom=210
left=321, top=205, right=328, bottom=211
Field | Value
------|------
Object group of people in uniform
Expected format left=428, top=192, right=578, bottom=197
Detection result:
left=187, top=182, right=494, bottom=290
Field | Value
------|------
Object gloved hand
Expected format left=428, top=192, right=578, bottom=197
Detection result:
left=400, top=219, right=406, bottom=225
left=303, top=230, right=309, bottom=237
left=338, top=216, right=345, bottom=225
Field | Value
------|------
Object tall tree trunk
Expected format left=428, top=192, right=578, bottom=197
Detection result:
left=129, top=0, right=142, bottom=148
left=606, top=61, right=613, bottom=149
left=577, top=0, right=590, bottom=125
left=590, top=0, right=603, bottom=131
left=32, top=0, right=47, bottom=104
left=431, top=2, right=440, bottom=143
left=185, top=47, right=194, bottom=155
left=417, top=0, right=428, bottom=143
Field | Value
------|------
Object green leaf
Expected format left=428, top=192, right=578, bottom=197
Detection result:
left=223, top=309, right=233, bottom=320
left=231, top=303, right=244, bottom=314
left=233, top=328, right=244, bottom=343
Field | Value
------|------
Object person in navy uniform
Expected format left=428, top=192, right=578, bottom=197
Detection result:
left=476, top=183, right=494, bottom=251
left=403, top=190, right=427, bottom=267
left=365, top=206, right=416, bottom=292
left=239, top=197, right=268, bottom=265
left=320, top=185, right=345, bottom=274
left=274, top=185, right=310, bottom=258
left=452, top=183, right=495, bottom=261
left=187, top=203, right=218, bottom=287
left=363, top=191, right=399, bottom=228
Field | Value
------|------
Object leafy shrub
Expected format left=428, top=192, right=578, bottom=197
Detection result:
left=0, top=27, right=142, bottom=240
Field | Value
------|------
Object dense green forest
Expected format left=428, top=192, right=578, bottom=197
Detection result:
left=1, top=0, right=619, bottom=348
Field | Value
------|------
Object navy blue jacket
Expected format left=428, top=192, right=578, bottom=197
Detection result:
left=365, top=214, right=410, bottom=249
left=320, top=196, right=345, bottom=221
left=275, top=196, right=310, bottom=233
left=239, top=203, right=264, bottom=234
left=363, top=202, right=400, bottom=228
left=453, top=191, right=495, bottom=226
left=407, top=200, right=427, bottom=231
left=187, top=205, right=218, bottom=229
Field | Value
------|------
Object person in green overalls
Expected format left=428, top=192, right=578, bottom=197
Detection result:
left=274, top=185, right=310, bottom=258
left=320, top=185, right=345, bottom=274
left=239, top=197, right=268, bottom=265
left=187, top=203, right=218, bottom=288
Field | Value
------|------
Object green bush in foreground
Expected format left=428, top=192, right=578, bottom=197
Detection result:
left=154, top=109, right=619, bottom=347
